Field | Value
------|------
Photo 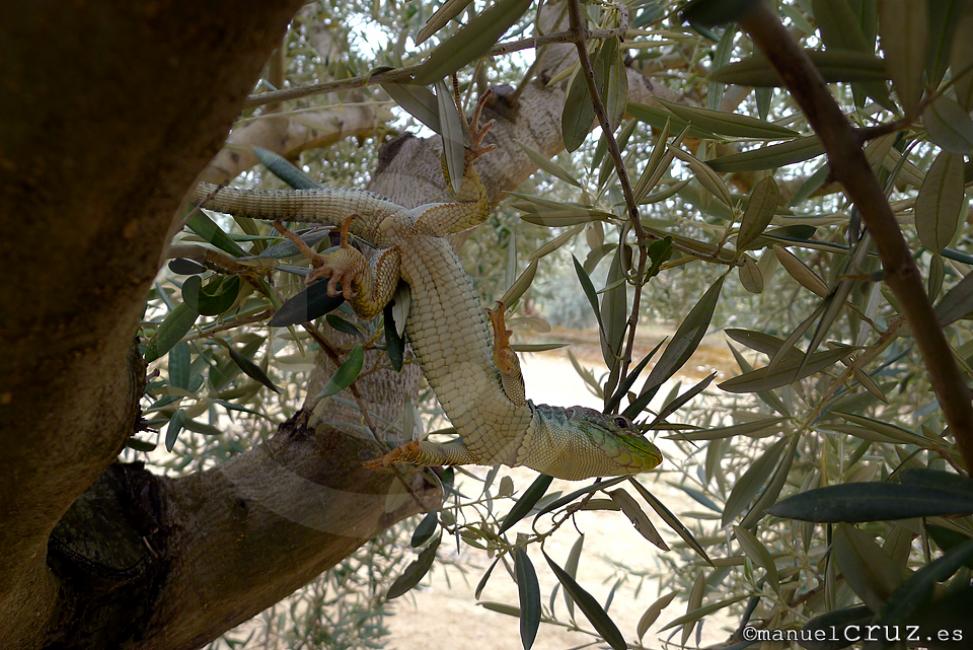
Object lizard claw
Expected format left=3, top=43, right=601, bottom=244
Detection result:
left=302, top=213, right=364, bottom=297
left=363, top=441, right=422, bottom=470
left=306, top=244, right=366, bottom=299
left=466, top=92, right=496, bottom=162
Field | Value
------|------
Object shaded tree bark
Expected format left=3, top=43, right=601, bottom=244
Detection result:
left=0, top=1, right=305, bottom=646
left=0, top=1, right=670, bottom=648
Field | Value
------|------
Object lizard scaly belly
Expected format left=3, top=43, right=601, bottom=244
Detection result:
left=399, top=235, right=533, bottom=464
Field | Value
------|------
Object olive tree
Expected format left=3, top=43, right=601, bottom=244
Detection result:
left=4, top=1, right=973, bottom=649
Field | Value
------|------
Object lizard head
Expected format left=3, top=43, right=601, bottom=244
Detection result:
left=530, top=404, right=663, bottom=479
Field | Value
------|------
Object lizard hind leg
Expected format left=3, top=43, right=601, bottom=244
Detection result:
left=487, top=301, right=526, bottom=406
left=363, top=438, right=476, bottom=471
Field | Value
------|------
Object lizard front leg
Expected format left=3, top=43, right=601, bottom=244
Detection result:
left=363, top=438, right=476, bottom=470
left=277, top=215, right=400, bottom=319
left=487, top=301, right=526, bottom=406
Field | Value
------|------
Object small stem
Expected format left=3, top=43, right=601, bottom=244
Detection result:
left=244, top=29, right=631, bottom=109
left=566, top=0, right=650, bottom=408
left=303, top=323, right=432, bottom=511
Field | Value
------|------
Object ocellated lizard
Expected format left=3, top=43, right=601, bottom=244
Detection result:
left=192, top=93, right=662, bottom=480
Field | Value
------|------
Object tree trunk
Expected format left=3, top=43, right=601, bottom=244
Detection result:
left=0, top=1, right=670, bottom=647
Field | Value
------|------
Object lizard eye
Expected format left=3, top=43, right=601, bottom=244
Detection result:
left=612, top=415, right=630, bottom=429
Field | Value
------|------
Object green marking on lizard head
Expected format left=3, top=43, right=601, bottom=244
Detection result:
left=531, top=403, right=663, bottom=478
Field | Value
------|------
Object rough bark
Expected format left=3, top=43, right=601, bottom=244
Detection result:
left=0, top=1, right=671, bottom=647
left=201, top=100, right=394, bottom=184
left=0, top=1, right=303, bottom=646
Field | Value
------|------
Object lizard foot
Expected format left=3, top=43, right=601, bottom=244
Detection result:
left=487, top=301, right=518, bottom=375
left=465, top=91, right=496, bottom=163
left=304, top=215, right=365, bottom=299
left=487, top=300, right=526, bottom=405
left=362, top=440, right=422, bottom=471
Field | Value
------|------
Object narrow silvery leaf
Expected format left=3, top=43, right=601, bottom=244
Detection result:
left=641, top=277, right=725, bottom=399
left=669, top=146, right=733, bottom=207
left=563, top=535, right=584, bottom=619
left=774, top=245, right=829, bottom=296
left=316, top=346, right=364, bottom=398
left=656, top=98, right=798, bottom=139
left=681, top=572, right=705, bottom=645
left=769, top=481, right=973, bottom=522
left=627, top=102, right=717, bottom=140
left=603, top=37, right=627, bottom=131
left=923, top=95, right=973, bottom=154
left=734, top=526, right=779, bottom=592
left=722, top=438, right=788, bottom=526
left=562, top=67, right=595, bottom=152
left=718, top=346, right=856, bottom=393
left=382, top=82, right=441, bottom=133
left=609, top=489, right=669, bottom=551
left=633, top=118, right=675, bottom=203
left=168, top=341, right=191, bottom=390
left=637, top=591, right=677, bottom=640
left=253, top=146, right=321, bottom=189
left=878, top=0, right=928, bottom=115
left=667, top=416, right=790, bottom=441
left=517, top=142, right=582, bottom=187
left=814, top=0, right=895, bottom=108
left=387, top=534, right=441, bottom=599
left=832, top=525, right=902, bottom=612
left=270, top=280, right=344, bottom=326
left=436, top=80, right=466, bottom=194
left=950, top=8, right=973, bottom=109
left=474, top=557, right=499, bottom=599
left=600, top=247, right=627, bottom=368
left=739, top=433, right=797, bottom=527
left=543, top=552, right=627, bottom=650
left=226, top=344, right=280, bottom=393
left=915, top=151, right=966, bottom=252
left=144, top=303, right=199, bottom=362
left=414, top=0, right=532, bottom=84
left=513, top=548, right=541, bottom=649
left=629, top=479, right=714, bottom=565
left=710, top=49, right=889, bottom=86
left=925, top=0, right=962, bottom=86
left=935, top=270, right=973, bottom=326
left=164, top=409, right=185, bottom=452
left=415, top=0, right=474, bottom=45
left=737, top=177, right=780, bottom=249
left=707, top=135, right=825, bottom=172
left=500, top=260, right=538, bottom=308
left=707, top=27, right=736, bottom=110
left=738, top=255, right=763, bottom=293
left=498, top=474, right=553, bottom=534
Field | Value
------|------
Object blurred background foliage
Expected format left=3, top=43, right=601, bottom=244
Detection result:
left=133, top=0, right=973, bottom=647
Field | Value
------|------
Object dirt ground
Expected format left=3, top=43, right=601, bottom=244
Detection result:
left=385, top=331, right=738, bottom=650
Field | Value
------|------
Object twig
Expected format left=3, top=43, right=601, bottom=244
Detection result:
left=167, top=243, right=272, bottom=277
left=301, top=323, right=381, bottom=441
left=739, top=1, right=973, bottom=473
left=302, top=323, right=432, bottom=511
left=566, top=0, right=650, bottom=407
left=243, top=29, right=629, bottom=109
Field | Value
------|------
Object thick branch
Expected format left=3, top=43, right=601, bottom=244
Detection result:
left=201, top=101, right=394, bottom=184
left=0, top=1, right=303, bottom=645
left=142, top=415, right=436, bottom=649
left=739, top=1, right=973, bottom=471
